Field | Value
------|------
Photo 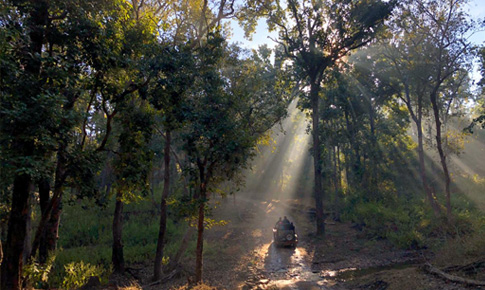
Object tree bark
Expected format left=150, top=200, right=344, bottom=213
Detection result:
left=195, top=191, right=205, bottom=283
left=400, top=82, right=441, bottom=216
left=0, top=237, right=3, bottom=266
left=153, top=130, right=171, bottom=281
left=112, top=189, right=125, bottom=273
left=430, top=91, right=452, bottom=221
left=46, top=198, right=62, bottom=253
left=1, top=174, right=33, bottom=290
left=31, top=148, right=67, bottom=260
left=310, top=80, right=325, bottom=235
left=23, top=195, right=32, bottom=265
left=38, top=179, right=50, bottom=263
left=416, top=118, right=442, bottom=216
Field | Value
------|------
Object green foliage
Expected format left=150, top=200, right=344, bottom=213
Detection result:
left=345, top=200, right=425, bottom=249
left=62, top=261, right=108, bottom=290
left=47, top=186, right=191, bottom=287
left=112, top=98, right=155, bottom=199
left=23, top=255, right=56, bottom=289
left=180, top=35, right=289, bottom=198
left=342, top=187, right=485, bottom=250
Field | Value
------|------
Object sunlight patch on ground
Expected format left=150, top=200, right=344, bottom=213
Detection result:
left=320, top=267, right=358, bottom=278
left=264, top=201, right=277, bottom=214
left=252, top=229, right=263, bottom=238
left=254, top=242, right=273, bottom=260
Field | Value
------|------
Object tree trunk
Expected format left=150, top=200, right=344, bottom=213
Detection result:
left=368, top=99, right=378, bottom=197
left=31, top=149, right=67, bottom=260
left=430, top=92, right=452, bottom=221
left=1, top=174, right=33, bottom=290
left=38, top=179, right=50, bottom=263
left=0, top=237, right=3, bottom=266
left=416, top=120, right=441, bottom=216
left=153, top=130, right=171, bottom=281
left=23, top=196, right=32, bottom=265
left=195, top=192, right=205, bottom=283
left=112, top=189, right=125, bottom=273
left=310, top=81, right=325, bottom=235
left=401, top=83, right=441, bottom=217
left=46, top=199, right=62, bottom=253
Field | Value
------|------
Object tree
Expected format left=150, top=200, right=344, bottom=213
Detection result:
left=404, top=0, right=476, bottom=221
left=466, top=47, right=485, bottom=132
left=379, top=26, right=443, bottom=214
left=266, top=0, right=394, bottom=234
left=148, top=45, right=195, bottom=280
left=179, top=35, right=289, bottom=283
left=111, top=98, right=154, bottom=273
left=0, top=1, right=158, bottom=287
left=0, top=1, right=96, bottom=287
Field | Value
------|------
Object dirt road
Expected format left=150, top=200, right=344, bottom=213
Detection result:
left=203, top=196, right=468, bottom=290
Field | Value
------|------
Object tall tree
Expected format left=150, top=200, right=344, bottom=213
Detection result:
left=266, top=0, right=394, bottom=234
left=111, top=98, right=154, bottom=273
left=0, top=1, right=93, bottom=287
left=405, top=0, right=475, bottom=221
left=0, top=1, right=158, bottom=286
left=148, top=45, right=195, bottom=281
left=180, top=36, right=289, bottom=283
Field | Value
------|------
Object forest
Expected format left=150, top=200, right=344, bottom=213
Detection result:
left=0, top=0, right=485, bottom=289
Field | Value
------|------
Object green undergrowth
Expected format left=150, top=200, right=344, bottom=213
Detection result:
left=339, top=188, right=485, bottom=250
left=32, top=186, right=197, bottom=288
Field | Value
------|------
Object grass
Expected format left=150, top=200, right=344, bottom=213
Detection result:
left=40, top=186, right=193, bottom=288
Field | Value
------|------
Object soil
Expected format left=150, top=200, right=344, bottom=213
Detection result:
left=125, top=195, right=484, bottom=290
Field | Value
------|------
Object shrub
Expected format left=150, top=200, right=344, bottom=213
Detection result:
left=344, top=200, right=425, bottom=249
left=23, top=255, right=56, bottom=289
left=62, top=261, right=109, bottom=290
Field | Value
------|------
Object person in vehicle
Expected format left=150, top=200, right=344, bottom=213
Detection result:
left=275, top=217, right=282, bottom=228
left=273, top=216, right=298, bottom=247
left=283, top=216, right=290, bottom=225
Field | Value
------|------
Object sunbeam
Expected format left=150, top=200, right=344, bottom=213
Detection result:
left=244, top=98, right=312, bottom=208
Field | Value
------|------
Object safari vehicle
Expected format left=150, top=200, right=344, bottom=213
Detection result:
left=273, top=222, right=298, bottom=247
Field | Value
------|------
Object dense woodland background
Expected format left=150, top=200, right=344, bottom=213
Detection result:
left=0, top=0, right=485, bottom=289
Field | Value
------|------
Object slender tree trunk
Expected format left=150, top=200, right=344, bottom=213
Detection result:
left=336, top=145, right=341, bottom=192
left=402, top=84, right=441, bottom=217
left=23, top=196, right=32, bottom=265
left=195, top=191, right=205, bottom=283
left=416, top=120, right=441, bottom=216
left=38, top=180, right=50, bottom=263
left=368, top=99, right=378, bottom=197
left=1, top=174, right=33, bottom=290
left=344, top=109, right=361, bottom=185
left=153, top=130, right=171, bottom=281
left=31, top=148, right=67, bottom=260
left=430, top=92, right=452, bottom=221
left=0, top=237, right=3, bottom=266
left=46, top=199, right=62, bottom=253
left=112, top=189, right=125, bottom=273
left=310, top=81, right=325, bottom=235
